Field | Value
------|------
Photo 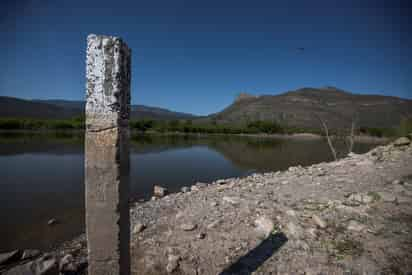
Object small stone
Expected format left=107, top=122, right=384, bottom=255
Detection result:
left=306, top=228, right=317, bottom=238
left=392, top=179, right=401, bottom=185
left=347, top=220, right=366, bottom=232
left=181, top=186, right=190, bottom=193
left=312, top=215, right=327, bottom=229
left=190, top=185, right=200, bottom=192
left=166, top=255, right=180, bottom=273
left=286, top=209, right=296, bottom=217
left=393, top=137, right=410, bottom=146
left=195, top=182, right=207, bottom=188
left=347, top=193, right=373, bottom=204
left=181, top=222, right=197, bottom=231
left=222, top=196, right=240, bottom=205
left=254, top=216, right=275, bottom=237
left=210, top=201, right=218, bottom=207
left=207, top=219, right=222, bottom=229
left=153, top=185, right=167, bottom=197
left=47, top=219, right=58, bottom=226
left=286, top=222, right=303, bottom=239
left=216, top=179, right=228, bottom=185
left=197, top=232, right=206, bottom=239
left=133, top=222, right=146, bottom=234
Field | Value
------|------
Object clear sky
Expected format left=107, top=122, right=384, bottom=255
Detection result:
left=1, top=0, right=411, bottom=115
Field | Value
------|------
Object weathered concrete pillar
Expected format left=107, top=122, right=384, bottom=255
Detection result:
left=85, top=34, right=131, bottom=275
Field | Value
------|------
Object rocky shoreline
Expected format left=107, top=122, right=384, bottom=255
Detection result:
left=1, top=136, right=411, bottom=274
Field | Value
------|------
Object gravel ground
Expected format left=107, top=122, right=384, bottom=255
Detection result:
left=128, top=136, right=412, bottom=274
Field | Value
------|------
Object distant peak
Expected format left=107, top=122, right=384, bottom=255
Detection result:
left=320, top=86, right=347, bottom=92
left=322, top=86, right=339, bottom=90
left=235, top=92, right=258, bottom=102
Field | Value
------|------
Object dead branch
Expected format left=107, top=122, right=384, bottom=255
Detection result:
left=313, top=113, right=337, bottom=161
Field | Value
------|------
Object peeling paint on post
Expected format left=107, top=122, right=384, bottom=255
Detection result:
left=85, top=34, right=131, bottom=275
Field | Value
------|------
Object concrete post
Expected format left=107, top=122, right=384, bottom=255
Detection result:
left=85, top=34, right=131, bottom=275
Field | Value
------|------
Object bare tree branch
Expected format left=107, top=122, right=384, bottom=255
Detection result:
left=313, top=113, right=337, bottom=161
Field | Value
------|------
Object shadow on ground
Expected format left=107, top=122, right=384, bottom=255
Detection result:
left=219, top=232, right=288, bottom=275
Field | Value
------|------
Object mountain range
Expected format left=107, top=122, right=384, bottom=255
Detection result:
left=0, top=97, right=195, bottom=120
left=1, top=87, right=411, bottom=129
left=209, top=87, right=412, bottom=129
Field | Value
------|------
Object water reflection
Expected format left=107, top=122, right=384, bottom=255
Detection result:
left=0, top=132, right=381, bottom=251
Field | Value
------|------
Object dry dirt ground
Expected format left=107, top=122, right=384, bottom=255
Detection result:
left=2, top=137, right=412, bottom=275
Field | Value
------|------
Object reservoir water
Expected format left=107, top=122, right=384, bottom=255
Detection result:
left=0, top=132, right=381, bottom=251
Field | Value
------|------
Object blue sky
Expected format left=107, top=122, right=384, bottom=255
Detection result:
left=1, top=0, right=411, bottom=115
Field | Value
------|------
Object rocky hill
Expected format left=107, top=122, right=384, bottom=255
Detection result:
left=211, top=87, right=412, bottom=129
left=0, top=97, right=196, bottom=120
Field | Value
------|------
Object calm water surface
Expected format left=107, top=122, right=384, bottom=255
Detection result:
left=0, top=132, right=381, bottom=251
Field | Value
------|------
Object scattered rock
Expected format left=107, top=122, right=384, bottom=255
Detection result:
left=210, top=201, right=218, bottom=207
left=347, top=220, right=366, bottom=232
left=21, top=249, right=41, bottom=260
left=195, top=182, right=207, bottom=188
left=306, top=228, right=317, bottom=238
left=154, top=185, right=167, bottom=197
left=166, top=254, right=180, bottom=273
left=222, top=196, right=240, bottom=205
left=59, top=254, right=77, bottom=273
left=181, top=186, right=190, bottom=193
left=286, top=209, right=297, bottom=217
left=286, top=222, right=303, bottom=239
left=180, top=222, right=197, bottom=231
left=254, top=216, right=275, bottom=237
left=312, top=215, right=327, bottom=229
left=197, top=232, right=206, bottom=239
left=5, top=256, right=58, bottom=275
left=0, top=250, right=21, bottom=266
left=207, top=219, right=222, bottom=229
left=393, top=137, right=410, bottom=147
left=133, top=222, right=146, bottom=234
left=215, top=179, right=228, bottom=185
left=47, top=219, right=58, bottom=226
left=190, top=185, right=200, bottom=192
left=347, top=193, right=374, bottom=204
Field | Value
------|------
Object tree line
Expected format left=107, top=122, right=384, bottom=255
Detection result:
left=0, top=116, right=411, bottom=137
